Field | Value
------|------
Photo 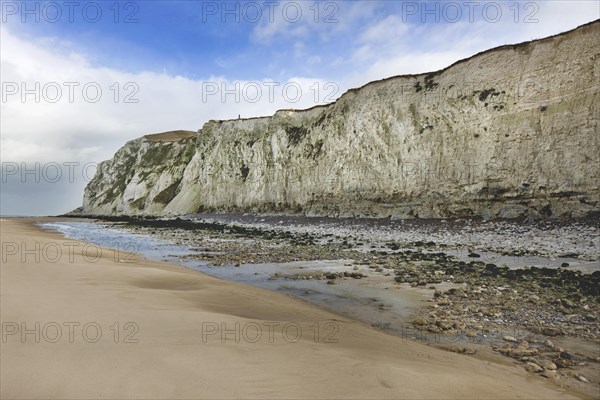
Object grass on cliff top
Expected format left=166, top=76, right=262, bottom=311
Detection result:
left=144, top=130, right=196, bottom=142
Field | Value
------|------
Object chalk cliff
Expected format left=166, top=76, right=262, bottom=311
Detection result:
left=81, top=131, right=196, bottom=215
left=80, top=21, right=600, bottom=219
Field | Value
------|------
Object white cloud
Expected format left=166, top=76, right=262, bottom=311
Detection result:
left=250, top=1, right=311, bottom=44
left=0, top=25, right=342, bottom=165
left=345, top=1, right=598, bottom=84
left=250, top=0, right=381, bottom=44
left=360, top=15, right=409, bottom=44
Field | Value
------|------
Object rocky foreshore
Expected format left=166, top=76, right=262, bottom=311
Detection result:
left=78, top=213, right=600, bottom=398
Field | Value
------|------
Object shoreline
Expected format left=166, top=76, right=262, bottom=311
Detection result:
left=70, top=214, right=599, bottom=397
left=112, top=215, right=599, bottom=393
left=0, top=217, right=588, bottom=399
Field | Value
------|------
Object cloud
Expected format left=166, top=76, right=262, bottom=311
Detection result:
left=250, top=0, right=380, bottom=45
left=250, top=1, right=312, bottom=44
left=360, top=15, right=409, bottom=44
left=344, top=1, right=599, bottom=84
left=0, top=25, right=343, bottom=165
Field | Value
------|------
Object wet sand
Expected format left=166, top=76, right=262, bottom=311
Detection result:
left=0, top=218, right=582, bottom=399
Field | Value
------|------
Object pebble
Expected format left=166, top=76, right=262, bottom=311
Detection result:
left=553, top=358, right=577, bottom=368
left=516, top=340, right=529, bottom=350
left=436, top=320, right=453, bottom=331
left=541, top=370, right=559, bottom=380
left=543, top=361, right=557, bottom=371
left=542, top=327, right=561, bottom=337
left=577, top=375, right=590, bottom=383
left=525, top=362, right=543, bottom=373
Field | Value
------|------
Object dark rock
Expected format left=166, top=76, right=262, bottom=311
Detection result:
left=554, top=358, right=577, bottom=368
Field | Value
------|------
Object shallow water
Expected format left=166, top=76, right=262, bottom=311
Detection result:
left=39, top=220, right=599, bottom=346
left=40, top=222, right=195, bottom=261
left=39, top=222, right=427, bottom=336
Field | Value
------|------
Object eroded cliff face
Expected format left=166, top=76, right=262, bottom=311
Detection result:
left=80, top=21, right=600, bottom=219
left=82, top=131, right=196, bottom=215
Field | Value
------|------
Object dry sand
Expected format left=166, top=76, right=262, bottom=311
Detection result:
left=0, top=218, right=581, bottom=399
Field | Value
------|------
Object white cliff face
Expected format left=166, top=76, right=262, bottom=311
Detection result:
left=81, top=22, right=600, bottom=219
left=81, top=131, right=196, bottom=215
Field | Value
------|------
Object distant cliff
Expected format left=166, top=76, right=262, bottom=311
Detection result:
left=81, top=131, right=196, bottom=215
left=79, top=21, right=600, bottom=219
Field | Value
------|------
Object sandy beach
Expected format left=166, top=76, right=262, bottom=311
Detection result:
left=0, top=218, right=582, bottom=399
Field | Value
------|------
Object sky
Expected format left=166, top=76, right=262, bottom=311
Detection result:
left=1, top=0, right=598, bottom=215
